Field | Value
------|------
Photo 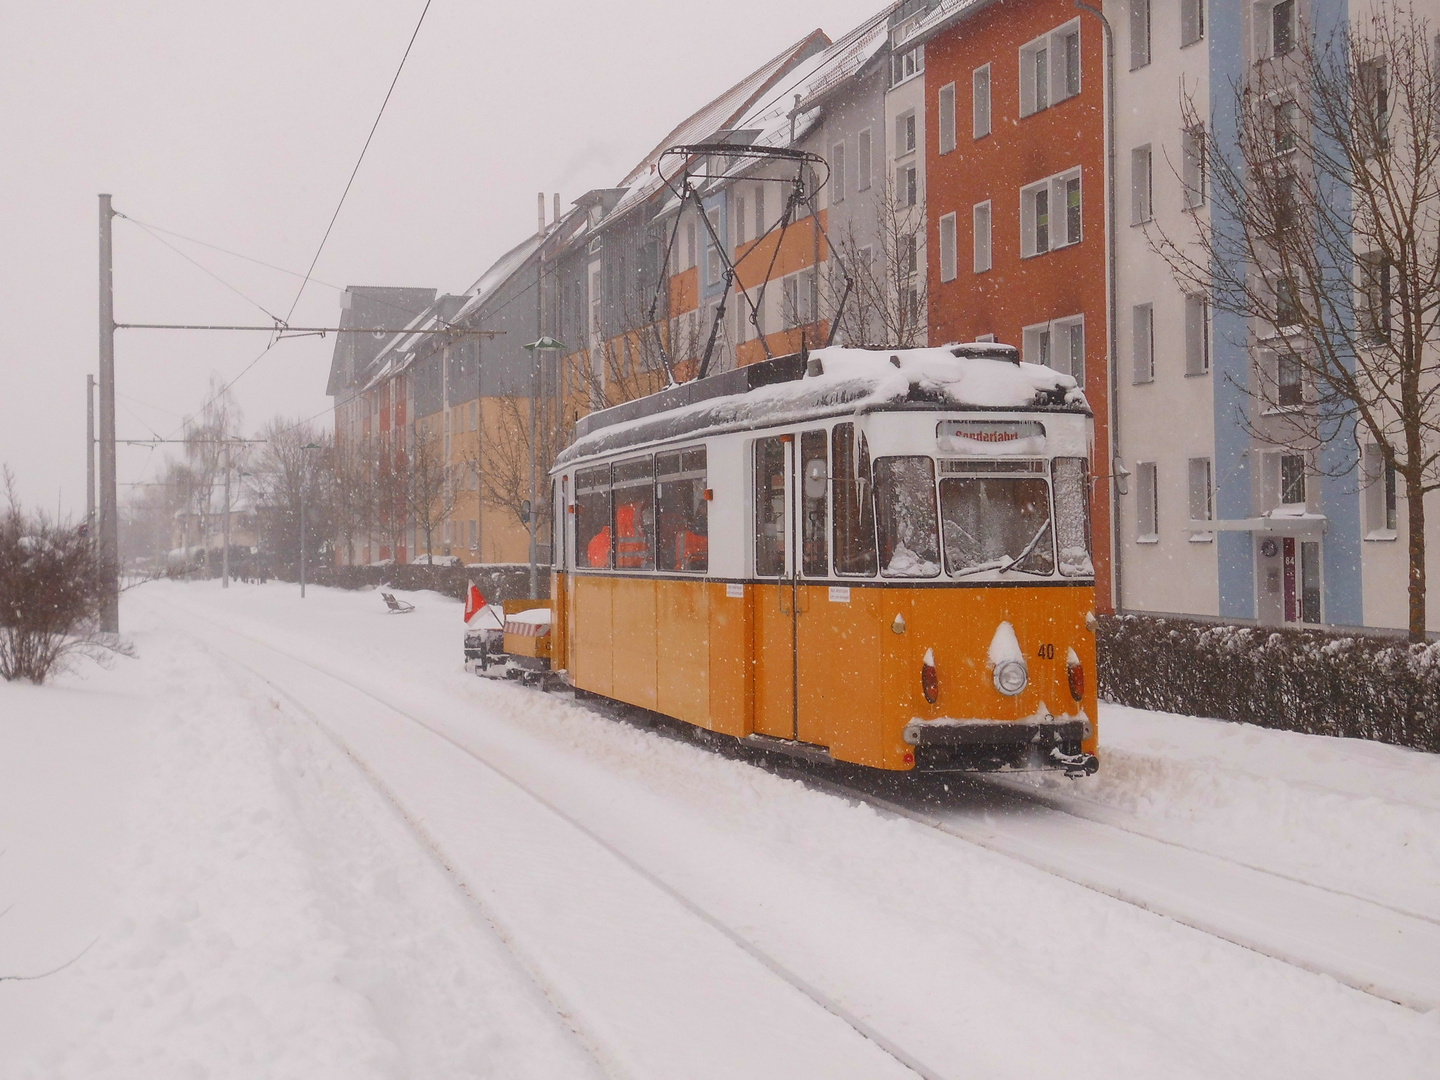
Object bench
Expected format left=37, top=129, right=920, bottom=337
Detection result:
left=381, top=591, right=415, bottom=614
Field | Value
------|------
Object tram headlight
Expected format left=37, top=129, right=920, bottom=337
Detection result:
left=993, top=659, right=1028, bottom=696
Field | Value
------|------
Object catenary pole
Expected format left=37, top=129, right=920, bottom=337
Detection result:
left=86, top=374, right=96, bottom=530
left=98, top=195, right=119, bottom=631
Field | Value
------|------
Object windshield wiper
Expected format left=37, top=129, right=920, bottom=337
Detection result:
left=998, top=519, right=1052, bottom=575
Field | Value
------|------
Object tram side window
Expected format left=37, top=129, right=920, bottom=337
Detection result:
left=575, top=464, right=612, bottom=569
left=612, top=456, right=656, bottom=570
left=1053, top=457, right=1094, bottom=577
left=873, top=457, right=941, bottom=577
left=656, top=446, right=708, bottom=573
left=755, top=437, right=787, bottom=577
left=832, top=423, right=877, bottom=576
left=801, top=430, right=829, bottom=576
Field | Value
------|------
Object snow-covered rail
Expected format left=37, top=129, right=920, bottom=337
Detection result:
left=782, top=768, right=1440, bottom=1013
left=186, top=616, right=946, bottom=1080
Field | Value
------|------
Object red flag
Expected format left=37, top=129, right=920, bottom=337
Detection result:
left=464, top=583, right=486, bottom=623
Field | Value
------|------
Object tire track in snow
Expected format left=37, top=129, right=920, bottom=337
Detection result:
left=189, top=617, right=951, bottom=1080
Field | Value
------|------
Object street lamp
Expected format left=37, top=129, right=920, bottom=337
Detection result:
left=299, top=442, right=322, bottom=598
left=521, top=336, right=566, bottom=597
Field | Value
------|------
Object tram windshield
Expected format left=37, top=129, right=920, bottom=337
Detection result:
left=873, top=457, right=942, bottom=577
left=940, top=474, right=1055, bottom=576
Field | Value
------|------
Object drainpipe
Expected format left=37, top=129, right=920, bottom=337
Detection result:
left=1075, top=1, right=1122, bottom=615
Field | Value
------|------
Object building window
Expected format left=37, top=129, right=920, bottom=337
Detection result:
left=1271, top=99, right=1299, bottom=154
left=973, top=200, right=992, bottom=272
left=1137, top=462, right=1159, bottom=541
left=735, top=195, right=747, bottom=244
left=1020, top=20, right=1081, bottom=117
left=1183, top=125, right=1206, bottom=207
left=1280, top=453, right=1306, bottom=505
left=1131, top=0, right=1151, bottom=70
left=937, top=83, right=956, bottom=155
left=1188, top=457, right=1213, bottom=532
left=892, top=35, right=925, bottom=86
left=831, top=143, right=846, bottom=203
left=857, top=129, right=872, bottom=191
left=1277, top=352, right=1303, bottom=406
left=939, top=212, right=958, bottom=282
left=754, top=184, right=766, bottom=238
left=1185, top=294, right=1210, bottom=375
left=896, top=111, right=917, bottom=157
left=1023, top=322, right=1052, bottom=367
left=1020, top=169, right=1081, bottom=257
left=1275, top=276, right=1302, bottom=329
left=1132, top=302, right=1154, bottom=383
left=1363, top=444, right=1399, bottom=535
left=973, top=64, right=991, bottom=138
left=684, top=222, right=696, bottom=270
left=899, top=164, right=918, bottom=207
left=901, top=233, right=918, bottom=278
left=1027, top=315, right=1085, bottom=381
left=1056, top=315, right=1085, bottom=382
left=1131, top=144, right=1153, bottom=224
left=1182, top=0, right=1205, bottom=46
left=1272, top=0, right=1295, bottom=57
left=1358, top=58, right=1390, bottom=154
left=1358, top=251, right=1394, bottom=344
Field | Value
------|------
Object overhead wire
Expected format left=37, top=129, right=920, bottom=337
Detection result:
left=283, top=0, right=433, bottom=325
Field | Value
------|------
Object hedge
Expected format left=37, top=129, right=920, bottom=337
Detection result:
left=1098, top=614, right=1440, bottom=753
left=268, top=562, right=548, bottom=604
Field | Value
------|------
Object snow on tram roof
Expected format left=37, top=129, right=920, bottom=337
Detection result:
left=555, top=345, right=1087, bottom=468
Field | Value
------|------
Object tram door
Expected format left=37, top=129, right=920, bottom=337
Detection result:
left=752, top=431, right=830, bottom=743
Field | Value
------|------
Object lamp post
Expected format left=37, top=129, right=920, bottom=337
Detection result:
left=299, top=442, right=322, bottom=598
left=521, top=337, right=567, bottom=598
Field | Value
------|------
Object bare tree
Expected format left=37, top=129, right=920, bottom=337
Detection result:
left=824, top=175, right=928, bottom=348
left=178, top=376, right=243, bottom=548
left=404, top=419, right=463, bottom=560
left=250, top=419, right=332, bottom=574
left=1150, top=4, right=1440, bottom=640
left=328, top=438, right=373, bottom=567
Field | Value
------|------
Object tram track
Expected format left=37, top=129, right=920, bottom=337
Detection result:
left=182, top=612, right=948, bottom=1080
left=778, top=767, right=1440, bottom=1012
left=559, top=691, right=1440, bottom=1011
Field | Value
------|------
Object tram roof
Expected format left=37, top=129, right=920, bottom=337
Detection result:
left=555, top=345, right=1089, bottom=468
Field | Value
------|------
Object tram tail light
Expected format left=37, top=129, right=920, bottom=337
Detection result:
left=1067, top=647, right=1085, bottom=702
left=921, top=648, right=939, bottom=704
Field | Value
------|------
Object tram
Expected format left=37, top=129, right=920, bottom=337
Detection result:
left=547, top=343, right=1099, bottom=775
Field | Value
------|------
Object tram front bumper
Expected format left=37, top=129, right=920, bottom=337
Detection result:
left=903, top=716, right=1095, bottom=774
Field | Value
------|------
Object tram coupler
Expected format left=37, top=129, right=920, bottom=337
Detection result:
left=1049, top=748, right=1099, bottom=778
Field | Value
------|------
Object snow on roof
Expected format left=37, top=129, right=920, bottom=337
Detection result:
left=796, top=9, right=891, bottom=110
left=450, top=232, right=543, bottom=324
left=907, top=0, right=1002, bottom=47
left=557, top=346, right=1087, bottom=466
left=604, top=29, right=831, bottom=224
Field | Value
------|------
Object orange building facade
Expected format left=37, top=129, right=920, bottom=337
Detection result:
left=920, top=0, right=1112, bottom=609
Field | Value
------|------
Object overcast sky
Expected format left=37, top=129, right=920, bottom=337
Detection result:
left=0, top=0, right=893, bottom=515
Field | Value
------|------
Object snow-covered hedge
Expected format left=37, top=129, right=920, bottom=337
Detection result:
left=273, top=561, right=547, bottom=604
left=1098, top=615, right=1440, bottom=753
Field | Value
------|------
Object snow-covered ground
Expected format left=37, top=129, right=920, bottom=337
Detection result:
left=2, top=578, right=1439, bottom=1079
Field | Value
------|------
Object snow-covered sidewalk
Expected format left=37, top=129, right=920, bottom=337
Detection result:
left=3, top=578, right=1439, bottom=1079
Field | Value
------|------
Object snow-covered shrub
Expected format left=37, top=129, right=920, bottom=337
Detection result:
left=0, top=474, right=129, bottom=683
left=1098, top=615, right=1440, bottom=753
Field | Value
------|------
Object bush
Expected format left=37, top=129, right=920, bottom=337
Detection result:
left=1098, top=614, right=1440, bottom=753
left=0, top=473, right=129, bottom=683
left=268, top=561, right=547, bottom=604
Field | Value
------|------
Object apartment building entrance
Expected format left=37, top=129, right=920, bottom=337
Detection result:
left=1256, top=535, right=1321, bottom=625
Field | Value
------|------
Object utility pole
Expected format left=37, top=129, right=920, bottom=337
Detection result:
left=221, top=440, right=231, bottom=589
left=98, top=195, right=119, bottom=632
left=86, top=374, right=96, bottom=530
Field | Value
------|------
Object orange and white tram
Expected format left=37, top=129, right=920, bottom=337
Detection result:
left=547, top=343, right=1099, bottom=775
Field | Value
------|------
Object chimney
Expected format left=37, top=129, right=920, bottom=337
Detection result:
left=553, top=192, right=561, bottom=224
left=537, top=192, right=546, bottom=237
